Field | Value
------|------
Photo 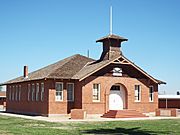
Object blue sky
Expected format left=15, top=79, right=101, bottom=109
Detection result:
left=0, top=0, right=180, bottom=94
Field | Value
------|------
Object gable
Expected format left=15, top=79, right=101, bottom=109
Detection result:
left=74, top=55, right=166, bottom=84
left=91, top=63, right=149, bottom=79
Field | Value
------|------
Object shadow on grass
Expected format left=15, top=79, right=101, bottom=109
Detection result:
left=82, top=127, right=169, bottom=135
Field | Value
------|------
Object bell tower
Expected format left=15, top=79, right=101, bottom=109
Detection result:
left=96, top=6, right=128, bottom=61
left=96, top=34, right=128, bottom=60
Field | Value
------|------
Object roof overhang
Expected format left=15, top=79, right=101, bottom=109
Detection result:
left=159, top=95, right=180, bottom=99
left=79, top=55, right=166, bottom=85
left=96, top=34, right=128, bottom=43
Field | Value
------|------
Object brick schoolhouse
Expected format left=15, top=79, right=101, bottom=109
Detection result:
left=1, top=34, right=166, bottom=117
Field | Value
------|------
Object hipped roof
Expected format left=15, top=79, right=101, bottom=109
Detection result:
left=1, top=54, right=166, bottom=85
left=96, top=34, right=128, bottom=42
left=1, top=54, right=94, bottom=85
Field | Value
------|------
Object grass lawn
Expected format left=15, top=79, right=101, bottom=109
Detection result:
left=0, top=115, right=180, bottom=135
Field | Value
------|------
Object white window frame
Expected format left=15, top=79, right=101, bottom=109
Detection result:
left=55, top=82, right=63, bottom=101
left=19, top=85, right=21, bottom=101
left=28, top=84, right=31, bottom=101
left=134, top=85, right=141, bottom=102
left=36, top=83, right=39, bottom=101
left=15, top=85, right=18, bottom=101
left=67, top=83, right=74, bottom=102
left=9, top=86, right=11, bottom=101
left=32, top=84, right=35, bottom=101
left=149, top=86, right=154, bottom=102
left=92, top=83, right=101, bottom=102
left=41, top=83, right=44, bottom=101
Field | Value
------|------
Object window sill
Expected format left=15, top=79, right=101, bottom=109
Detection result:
left=55, top=100, right=63, bottom=102
left=134, top=101, right=141, bottom=103
left=92, top=100, right=100, bottom=103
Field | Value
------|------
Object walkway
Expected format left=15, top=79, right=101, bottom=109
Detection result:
left=0, top=111, right=180, bottom=123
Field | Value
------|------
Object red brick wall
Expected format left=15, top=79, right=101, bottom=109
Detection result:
left=48, top=79, right=75, bottom=115
left=159, top=99, right=180, bottom=109
left=80, top=76, right=158, bottom=114
left=6, top=76, right=158, bottom=116
left=6, top=75, right=159, bottom=116
left=6, top=80, right=48, bottom=116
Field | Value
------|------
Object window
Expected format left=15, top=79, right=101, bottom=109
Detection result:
left=55, top=82, right=63, bottom=101
left=19, top=85, right=21, bottom=101
left=28, top=84, right=31, bottom=101
left=41, top=83, right=44, bottom=101
left=67, top=83, right=74, bottom=101
left=12, top=86, right=15, bottom=101
left=32, top=84, right=35, bottom=101
left=93, top=84, right=100, bottom=102
left=36, top=83, right=39, bottom=101
left=149, top=86, right=154, bottom=102
left=135, top=85, right=141, bottom=102
left=15, top=85, right=18, bottom=101
left=9, top=86, right=11, bottom=101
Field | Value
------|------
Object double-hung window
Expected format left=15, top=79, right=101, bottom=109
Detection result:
left=135, top=85, right=141, bottom=102
left=32, top=84, right=35, bottom=101
left=15, top=85, right=18, bottom=101
left=41, top=83, right=44, bottom=101
left=55, top=82, right=63, bottom=101
left=67, top=83, right=74, bottom=101
left=28, top=84, right=31, bottom=101
left=93, top=84, right=100, bottom=102
left=12, top=86, right=15, bottom=101
left=36, top=83, right=39, bottom=101
left=149, top=86, right=154, bottom=102
left=19, top=85, right=21, bottom=101
left=9, top=86, right=11, bottom=101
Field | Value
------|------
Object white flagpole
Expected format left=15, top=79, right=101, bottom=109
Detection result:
left=110, top=6, right=113, bottom=35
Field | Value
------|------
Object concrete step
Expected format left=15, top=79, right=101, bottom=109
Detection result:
left=102, top=110, right=148, bottom=118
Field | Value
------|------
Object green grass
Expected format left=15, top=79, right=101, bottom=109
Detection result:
left=0, top=115, right=180, bottom=135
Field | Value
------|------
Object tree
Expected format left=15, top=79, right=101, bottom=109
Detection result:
left=0, top=86, right=2, bottom=91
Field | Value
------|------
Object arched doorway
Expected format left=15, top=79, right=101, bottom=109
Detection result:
left=109, top=84, right=126, bottom=110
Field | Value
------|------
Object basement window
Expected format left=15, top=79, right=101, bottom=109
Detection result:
left=93, top=84, right=100, bottom=102
left=55, top=82, right=63, bottom=101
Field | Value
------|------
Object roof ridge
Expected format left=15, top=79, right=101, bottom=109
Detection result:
left=72, top=60, right=96, bottom=79
left=44, top=54, right=80, bottom=78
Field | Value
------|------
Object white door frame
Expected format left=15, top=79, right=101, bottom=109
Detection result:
left=109, top=85, right=126, bottom=110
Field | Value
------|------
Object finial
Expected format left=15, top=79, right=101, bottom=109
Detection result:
left=110, top=6, right=113, bottom=35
